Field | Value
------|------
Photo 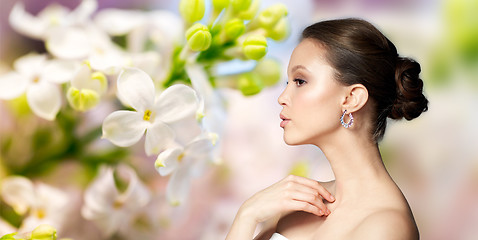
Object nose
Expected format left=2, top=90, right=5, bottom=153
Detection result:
left=278, top=84, right=289, bottom=106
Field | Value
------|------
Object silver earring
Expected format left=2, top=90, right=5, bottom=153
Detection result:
left=340, top=110, right=354, bottom=128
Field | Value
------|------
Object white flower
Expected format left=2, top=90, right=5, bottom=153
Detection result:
left=155, top=133, right=217, bottom=205
left=93, top=9, right=146, bottom=36
left=0, top=53, right=79, bottom=120
left=185, top=64, right=227, bottom=164
left=66, top=62, right=107, bottom=111
left=81, top=165, right=151, bottom=238
left=45, top=23, right=126, bottom=63
left=9, top=0, right=127, bottom=64
left=94, top=9, right=183, bottom=53
left=102, top=67, right=200, bottom=156
left=8, top=0, right=97, bottom=40
left=93, top=9, right=183, bottom=78
left=0, top=176, right=71, bottom=233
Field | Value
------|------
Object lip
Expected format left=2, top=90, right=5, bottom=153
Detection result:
left=280, top=114, right=290, bottom=128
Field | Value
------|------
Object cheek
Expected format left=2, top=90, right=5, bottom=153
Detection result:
left=296, top=87, right=337, bottom=119
left=289, top=88, right=341, bottom=139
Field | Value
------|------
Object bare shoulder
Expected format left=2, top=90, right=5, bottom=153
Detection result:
left=350, top=209, right=419, bottom=240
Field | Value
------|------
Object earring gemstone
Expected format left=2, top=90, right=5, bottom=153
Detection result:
left=340, top=110, right=354, bottom=128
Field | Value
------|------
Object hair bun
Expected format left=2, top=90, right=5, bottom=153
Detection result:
left=389, top=57, right=429, bottom=120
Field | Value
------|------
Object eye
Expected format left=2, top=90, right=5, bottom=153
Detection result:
left=293, top=78, right=306, bottom=86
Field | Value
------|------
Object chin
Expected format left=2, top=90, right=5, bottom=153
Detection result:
left=283, top=135, right=305, bottom=146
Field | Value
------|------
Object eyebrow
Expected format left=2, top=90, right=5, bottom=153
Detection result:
left=290, top=65, right=310, bottom=73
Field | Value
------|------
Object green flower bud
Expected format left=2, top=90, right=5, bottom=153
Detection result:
left=67, top=87, right=100, bottom=111
left=258, top=3, right=288, bottom=29
left=31, top=224, right=57, bottom=240
left=224, top=18, right=245, bottom=40
left=254, top=58, right=281, bottom=86
left=186, top=23, right=212, bottom=51
left=266, top=18, right=290, bottom=41
left=0, top=233, right=19, bottom=240
left=242, top=35, right=267, bottom=60
left=238, top=73, right=264, bottom=96
left=231, top=0, right=252, bottom=12
left=237, top=0, right=260, bottom=20
left=91, top=71, right=108, bottom=93
left=212, top=0, right=230, bottom=11
left=179, top=0, right=205, bottom=24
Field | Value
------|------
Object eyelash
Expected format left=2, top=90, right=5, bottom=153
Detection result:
left=288, top=79, right=306, bottom=87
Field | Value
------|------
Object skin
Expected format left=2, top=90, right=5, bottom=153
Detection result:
left=225, top=39, right=419, bottom=240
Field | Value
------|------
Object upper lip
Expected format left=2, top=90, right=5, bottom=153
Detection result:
left=280, top=114, right=290, bottom=120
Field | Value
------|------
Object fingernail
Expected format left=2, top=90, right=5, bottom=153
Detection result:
left=330, top=195, right=335, bottom=201
left=319, top=210, right=323, bottom=215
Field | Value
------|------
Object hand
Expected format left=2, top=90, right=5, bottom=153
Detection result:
left=239, top=175, right=335, bottom=224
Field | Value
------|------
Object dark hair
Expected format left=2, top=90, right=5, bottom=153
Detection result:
left=302, top=18, right=428, bottom=141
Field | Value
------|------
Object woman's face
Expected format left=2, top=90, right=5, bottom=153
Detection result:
left=278, top=39, right=346, bottom=145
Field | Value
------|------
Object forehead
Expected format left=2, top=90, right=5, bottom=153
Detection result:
left=288, top=39, right=330, bottom=72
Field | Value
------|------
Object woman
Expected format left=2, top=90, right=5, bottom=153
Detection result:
left=226, top=18, right=428, bottom=240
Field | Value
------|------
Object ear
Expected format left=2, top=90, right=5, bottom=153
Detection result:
left=341, top=84, right=368, bottom=113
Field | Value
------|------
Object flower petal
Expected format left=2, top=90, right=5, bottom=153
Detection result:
left=35, top=183, right=70, bottom=226
left=68, top=0, right=98, bottom=24
left=102, top=110, right=148, bottom=147
left=166, top=167, right=192, bottom=206
left=144, top=121, right=175, bottom=156
left=42, top=59, right=80, bottom=84
left=70, top=63, right=91, bottom=89
left=0, top=176, right=36, bottom=215
left=71, top=63, right=107, bottom=93
left=81, top=166, right=122, bottom=237
left=155, top=147, right=182, bottom=176
left=82, top=167, right=118, bottom=220
left=167, top=115, right=202, bottom=146
left=118, top=165, right=151, bottom=210
left=9, top=2, right=48, bottom=39
left=46, top=27, right=91, bottom=59
left=82, top=165, right=150, bottom=237
left=148, top=10, right=184, bottom=46
left=116, top=68, right=155, bottom=112
left=89, top=50, right=127, bottom=75
left=130, top=51, right=161, bottom=77
left=26, top=82, right=61, bottom=120
left=185, top=135, right=215, bottom=160
left=14, top=53, right=47, bottom=78
left=37, top=2, right=69, bottom=21
left=184, top=135, right=215, bottom=177
left=94, top=9, right=145, bottom=36
left=0, top=72, right=28, bottom=99
left=155, top=84, right=199, bottom=123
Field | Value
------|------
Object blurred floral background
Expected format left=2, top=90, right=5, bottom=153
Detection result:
left=0, top=0, right=477, bottom=239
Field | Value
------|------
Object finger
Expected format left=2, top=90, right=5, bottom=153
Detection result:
left=285, top=185, right=331, bottom=215
left=280, top=180, right=331, bottom=215
left=285, top=199, right=323, bottom=216
left=286, top=175, right=335, bottom=203
left=282, top=180, right=320, bottom=197
left=286, top=191, right=329, bottom=216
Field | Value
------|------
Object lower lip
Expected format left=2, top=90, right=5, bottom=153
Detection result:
left=280, top=120, right=290, bottom=128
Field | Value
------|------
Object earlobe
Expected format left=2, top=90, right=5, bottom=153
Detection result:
left=342, top=84, right=368, bottom=113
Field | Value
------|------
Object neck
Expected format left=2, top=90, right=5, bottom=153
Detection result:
left=315, top=131, right=390, bottom=205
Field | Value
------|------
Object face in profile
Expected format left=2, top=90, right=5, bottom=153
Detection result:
left=278, top=39, right=346, bottom=146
